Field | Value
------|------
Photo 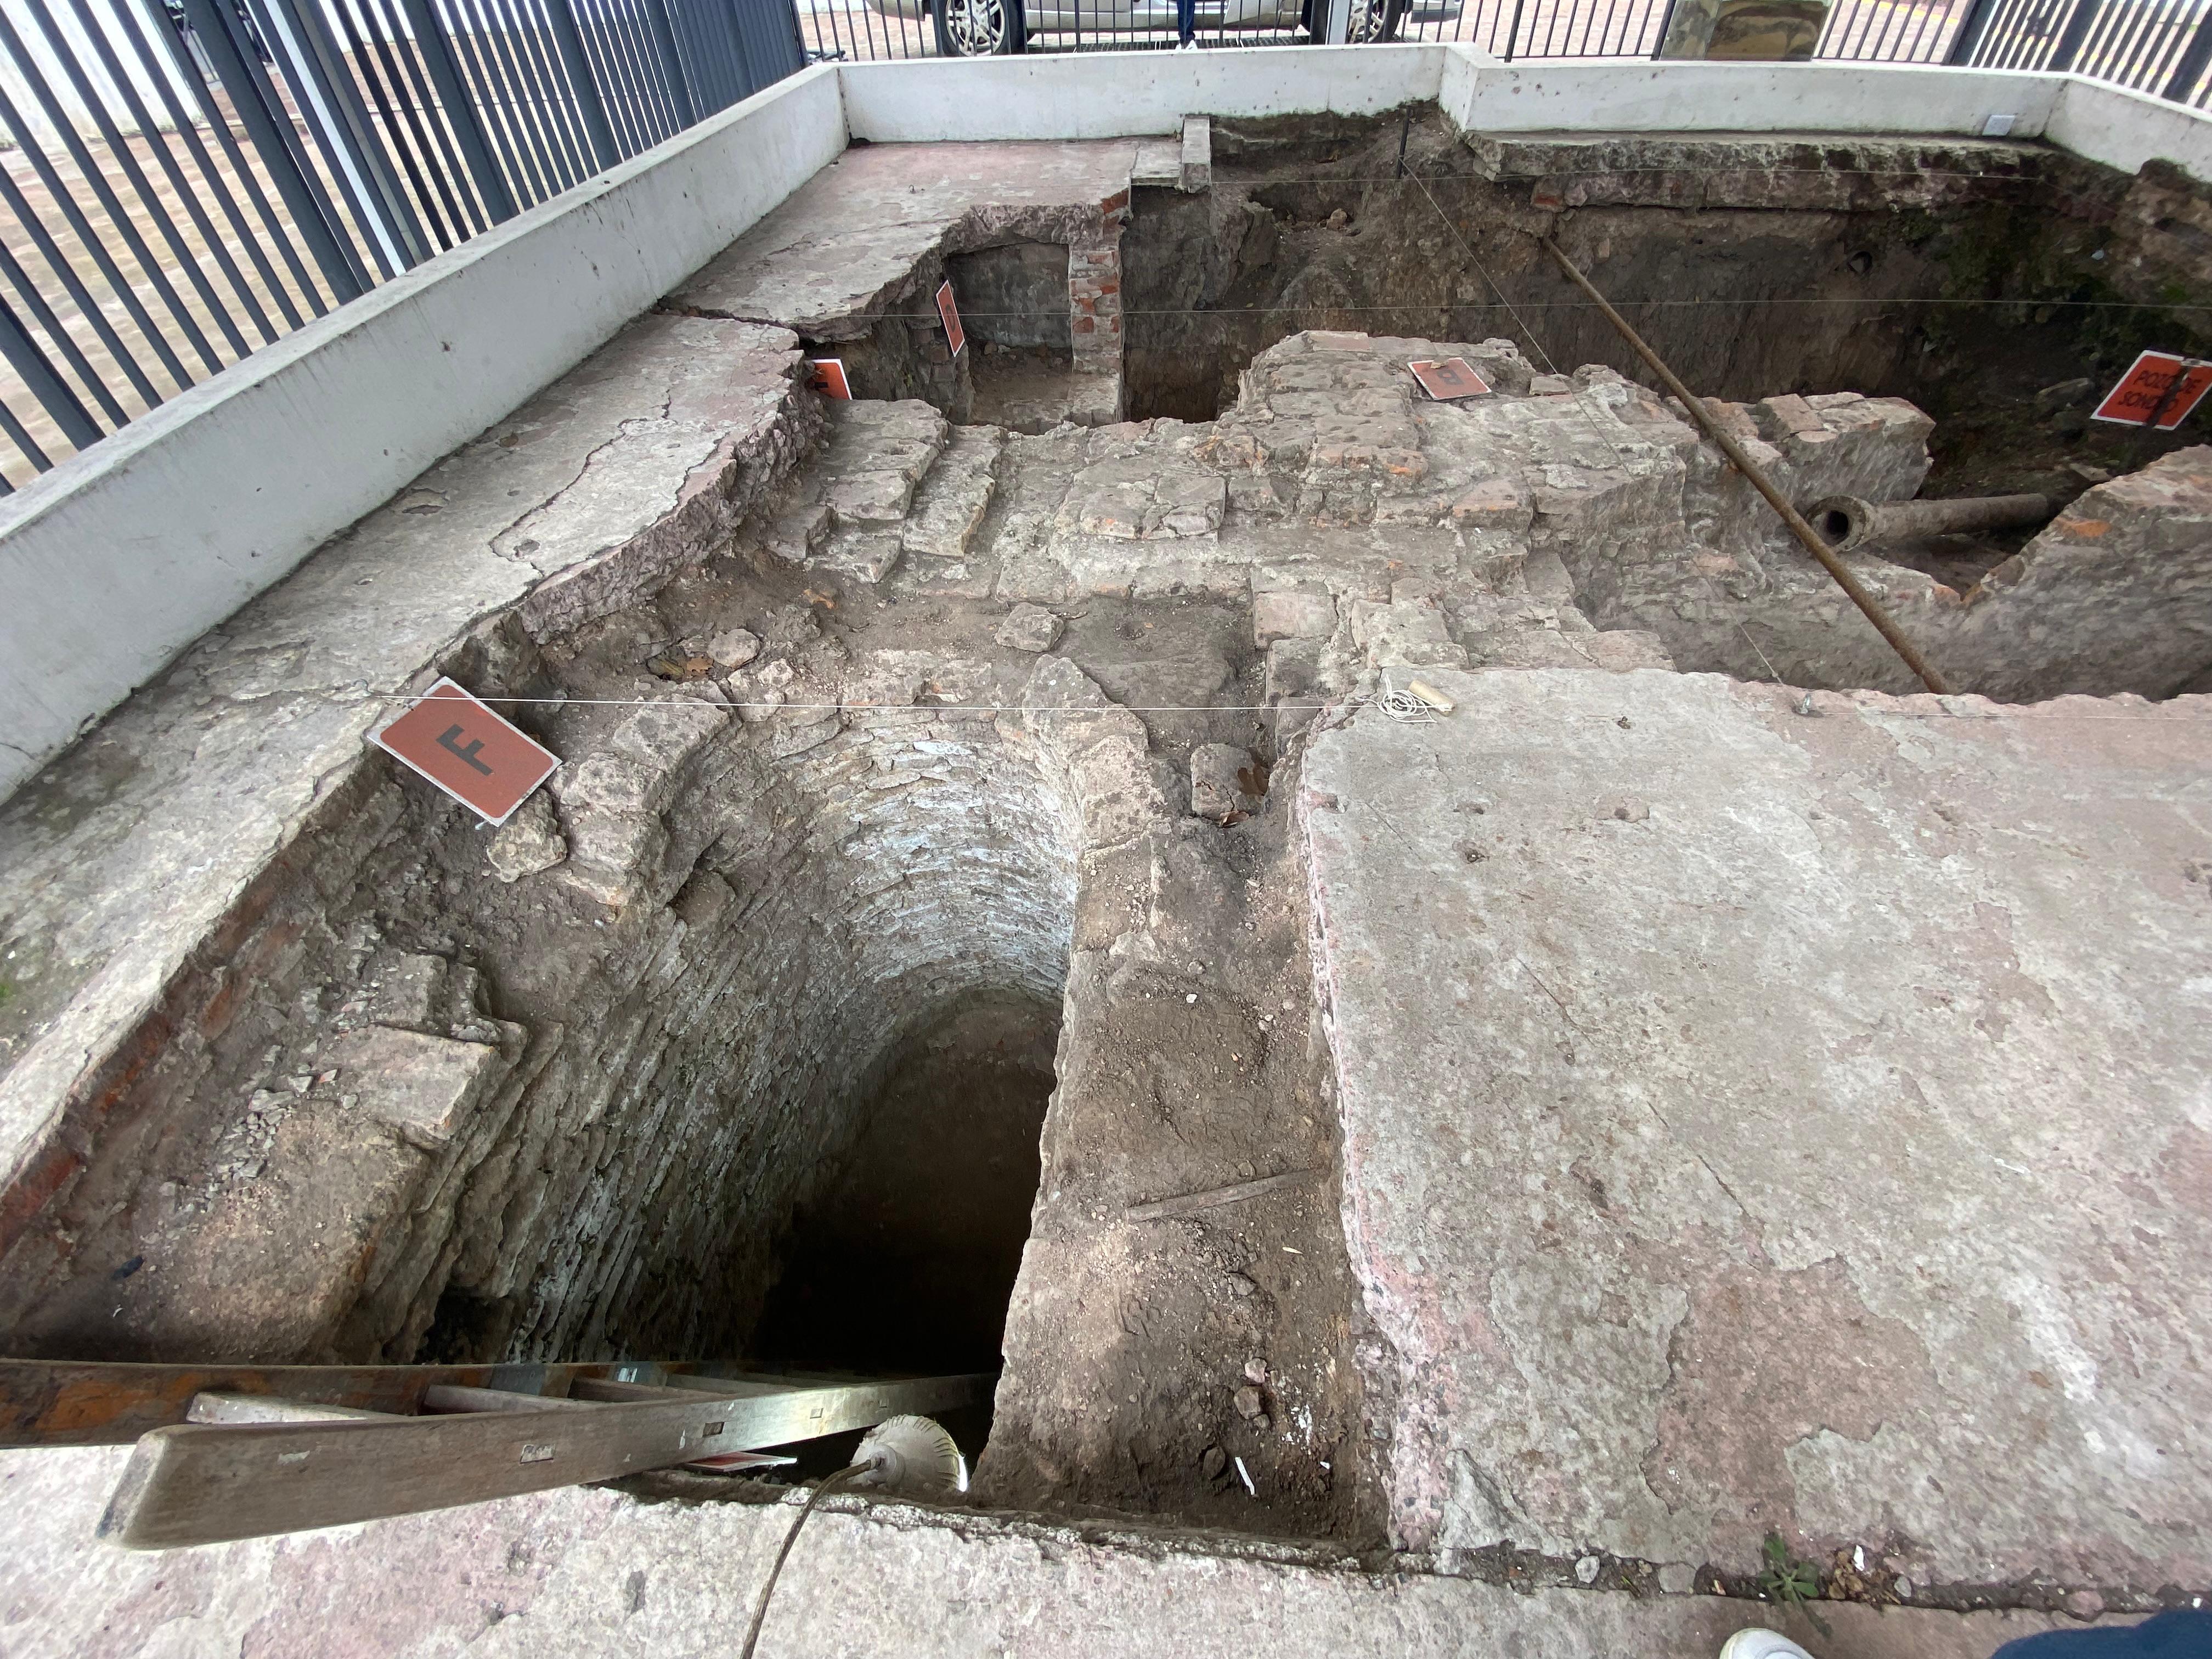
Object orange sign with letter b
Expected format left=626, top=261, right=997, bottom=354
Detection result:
left=1409, top=357, right=1491, bottom=401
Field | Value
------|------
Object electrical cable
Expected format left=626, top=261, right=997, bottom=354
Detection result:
left=737, top=1464, right=867, bottom=1659
left=729, top=296, right=2212, bottom=320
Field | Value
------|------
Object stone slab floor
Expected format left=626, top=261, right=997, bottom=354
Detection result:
left=0, top=1441, right=2083, bottom=1659
left=1303, top=670, right=2212, bottom=1600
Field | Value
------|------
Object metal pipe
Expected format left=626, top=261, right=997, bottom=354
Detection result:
left=1808, top=492, right=2057, bottom=552
left=1538, top=234, right=1955, bottom=695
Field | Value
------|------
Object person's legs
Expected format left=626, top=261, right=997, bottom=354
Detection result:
left=1993, top=1611, right=2212, bottom=1659
left=1176, top=0, right=1195, bottom=45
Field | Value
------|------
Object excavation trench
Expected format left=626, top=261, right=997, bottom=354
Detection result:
left=0, top=673, right=1085, bottom=1440
left=7, top=108, right=2211, bottom=1566
left=0, top=525, right=1364, bottom=1534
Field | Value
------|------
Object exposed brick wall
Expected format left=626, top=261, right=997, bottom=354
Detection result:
left=0, top=642, right=1182, bottom=1368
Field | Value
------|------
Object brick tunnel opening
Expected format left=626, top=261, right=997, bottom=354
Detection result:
left=742, top=988, right=1060, bottom=1472
left=749, top=991, right=1057, bottom=1380
left=0, top=607, right=1086, bottom=1482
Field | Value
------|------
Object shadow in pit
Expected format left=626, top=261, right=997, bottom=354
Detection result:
left=746, top=990, right=1059, bottom=1476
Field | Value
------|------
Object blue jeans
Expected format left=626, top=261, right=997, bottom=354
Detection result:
left=1176, top=0, right=1194, bottom=40
left=1995, top=1613, right=2212, bottom=1659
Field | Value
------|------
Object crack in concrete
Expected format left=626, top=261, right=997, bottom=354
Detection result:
left=1510, top=951, right=1753, bottom=1225
left=490, top=418, right=652, bottom=574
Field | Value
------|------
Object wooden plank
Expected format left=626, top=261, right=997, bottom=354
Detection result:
left=98, top=1372, right=996, bottom=1550
left=0, top=1359, right=685, bottom=1447
left=1125, top=1167, right=1325, bottom=1222
left=419, top=1386, right=597, bottom=1414
left=186, top=1393, right=399, bottom=1425
left=645, top=1374, right=801, bottom=1399
left=569, top=1378, right=728, bottom=1404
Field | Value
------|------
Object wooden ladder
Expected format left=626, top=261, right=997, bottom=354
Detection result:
left=0, top=1358, right=994, bottom=1550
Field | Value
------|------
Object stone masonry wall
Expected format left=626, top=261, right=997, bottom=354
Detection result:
left=0, top=638, right=1124, bottom=1365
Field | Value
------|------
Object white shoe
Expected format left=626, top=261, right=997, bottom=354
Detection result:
left=1719, top=1630, right=1815, bottom=1659
left=1178, top=37, right=1198, bottom=48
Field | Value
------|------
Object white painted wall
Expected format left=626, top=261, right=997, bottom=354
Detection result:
left=1435, top=39, right=1498, bottom=132
left=838, top=41, right=1448, bottom=140
left=1440, top=58, right=2064, bottom=140
left=2046, top=72, right=2212, bottom=177
left=1445, top=57, right=2212, bottom=182
left=0, top=64, right=845, bottom=801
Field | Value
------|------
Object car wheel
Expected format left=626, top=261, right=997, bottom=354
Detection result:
left=1299, top=0, right=1406, bottom=39
left=933, top=0, right=1024, bottom=53
left=1345, top=0, right=1406, bottom=39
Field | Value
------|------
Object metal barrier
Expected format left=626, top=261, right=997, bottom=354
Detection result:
left=0, top=0, right=804, bottom=489
left=804, top=0, right=2210, bottom=109
left=3, top=0, right=2207, bottom=488
left=1945, top=0, right=2212, bottom=98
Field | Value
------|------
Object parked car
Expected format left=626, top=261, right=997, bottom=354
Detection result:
left=866, top=0, right=1413, bottom=57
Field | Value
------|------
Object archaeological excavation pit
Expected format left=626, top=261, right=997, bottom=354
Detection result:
left=0, top=630, right=1103, bottom=1461
left=2, top=87, right=2210, bottom=1637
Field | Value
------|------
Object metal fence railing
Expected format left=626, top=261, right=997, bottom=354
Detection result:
left=2, top=0, right=2207, bottom=488
left=798, top=0, right=2210, bottom=111
left=0, top=0, right=804, bottom=489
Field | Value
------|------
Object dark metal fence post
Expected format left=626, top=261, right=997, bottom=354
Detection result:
left=1499, top=0, right=1528, bottom=56
left=0, top=295, right=100, bottom=453
left=248, top=0, right=430, bottom=275
left=2162, top=4, right=2212, bottom=98
left=179, top=0, right=373, bottom=301
left=1943, top=0, right=2007, bottom=60
left=543, top=1, right=625, bottom=168
left=644, top=0, right=700, bottom=123
left=398, top=0, right=522, bottom=222
left=2045, top=0, right=2105, bottom=68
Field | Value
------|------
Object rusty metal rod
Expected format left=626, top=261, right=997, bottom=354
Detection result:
left=1537, top=236, right=1953, bottom=695
left=1808, top=492, right=2055, bottom=552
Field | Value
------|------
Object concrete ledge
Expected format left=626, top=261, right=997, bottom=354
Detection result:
left=0, top=64, right=847, bottom=802
left=0, top=1443, right=2102, bottom=1657
left=837, top=42, right=1448, bottom=142
left=1444, top=58, right=2211, bottom=179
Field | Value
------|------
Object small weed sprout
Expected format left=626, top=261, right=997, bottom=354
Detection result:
left=1759, top=1533, right=1833, bottom=1639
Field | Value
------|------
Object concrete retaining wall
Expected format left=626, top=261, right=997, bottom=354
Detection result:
left=838, top=43, right=1447, bottom=140
left=1442, top=58, right=2212, bottom=179
left=0, top=64, right=846, bottom=803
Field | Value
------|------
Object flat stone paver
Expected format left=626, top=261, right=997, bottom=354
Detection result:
left=1301, top=668, right=2212, bottom=1590
left=667, top=139, right=1139, bottom=334
left=0, top=1443, right=2084, bottom=1659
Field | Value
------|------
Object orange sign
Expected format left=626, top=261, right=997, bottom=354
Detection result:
left=1409, top=357, right=1491, bottom=401
left=369, top=678, right=560, bottom=826
left=806, top=358, right=851, bottom=399
left=2091, top=351, right=2212, bottom=428
left=935, top=280, right=965, bottom=358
